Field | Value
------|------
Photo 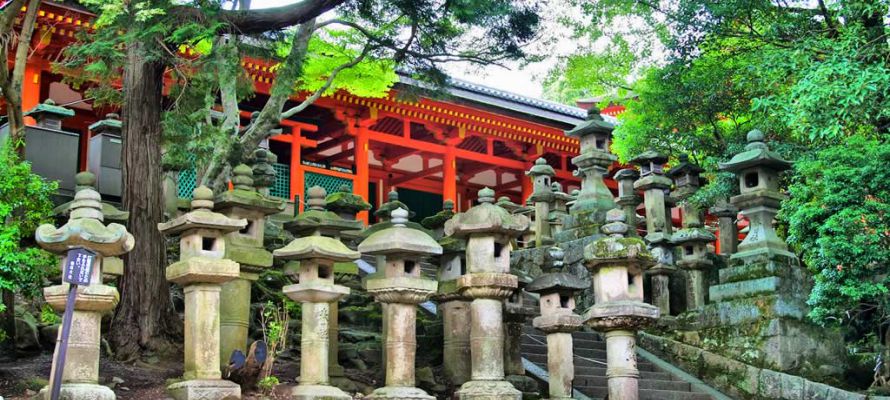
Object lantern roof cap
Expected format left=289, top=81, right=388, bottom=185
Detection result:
left=375, top=189, right=415, bottom=219
left=421, top=200, right=457, bottom=230
left=273, top=234, right=360, bottom=262
left=285, top=186, right=362, bottom=235
left=36, top=172, right=134, bottom=256
left=445, top=188, right=530, bottom=237
left=158, top=186, right=247, bottom=235
left=564, top=106, right=614, bottom=138
left=358, top=208, right=443, bottom=256
left=629, top=150, right=668, bottom=166
left=613, top=168, right=640, bottom=181
left=88, top=113, right=122, bottom=132
left=672, top=227, right=717, bottom=244
left=326, top=184, right=372, bottom=214
left=719, top=130, right=792, bottom=172
left=667, top=153, right=705, bottom=177
left=53, top=171, right=129, bottom=223
left=526, top=157, right=555, bottom=177
left=27, top=99, right=75, bottom=119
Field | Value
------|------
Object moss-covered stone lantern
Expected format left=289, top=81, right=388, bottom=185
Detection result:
left=277, top=186, right=360, bottom=398
left=426, top=201, right=472, bottom=387
left=550, top=181, right=572, bottom=236
left=375, top=189, right=415, bottom=222
left=445, top=187, right=530, bottom=400
left=326, top=183, right=371, bottom=221
left=29, top=98, right=75, bottom=130
left=359, top=208, right=441, bottom=399
left=667, top=154, right=715, bottom=311
left=503, top=269, right=537, bottom=399
left=614, top=168, right=641, bottom=236
left=159, top=186, right=246, bottom=400
left=526, top=246, right=586, bottom=400
left=214, top=164, right=285, bottom=368
left=35, top=173, right=134, bottom=400
left=560, top=107, right=617, bottom=240
left=583, top=209, right=659, bottom=400
left=525, top=157, right=555, bottom=247
left=629, top=150, right=675, bottom=316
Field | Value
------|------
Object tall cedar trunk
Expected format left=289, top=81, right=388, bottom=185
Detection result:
left=0, top=289, right=15, bottom=360
left=110, top=41, right=181, bottom=360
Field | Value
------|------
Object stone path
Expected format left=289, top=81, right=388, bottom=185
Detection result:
left=521, top=325, right=714, bottom=400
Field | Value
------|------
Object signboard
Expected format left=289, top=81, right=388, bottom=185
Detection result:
left=63, top=247, right=95, bottom=286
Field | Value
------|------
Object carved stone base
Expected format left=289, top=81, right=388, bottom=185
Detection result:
left=457, top=380, right=522, bottom=400
left=166, top=379, right=241, bottom=400
left=365, top=386, right=435, bottom=400
left=505, top=375, right=540, bottom=399
left=291, top=384, right=352, bottom=400
left=39, top=383, right=116, bottom=400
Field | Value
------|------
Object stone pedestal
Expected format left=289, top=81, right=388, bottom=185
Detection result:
left=534, top=314, right=582, bottom=400
left=34, top=171, right=134, bottom=400
left=586, top=303, right=659, bottom=400
left=504, top=294, right=537, bottom=399
left=218, top=274, right=255, bottom=368
left=710, top=202, right=738, bottom=257
left=440, top=297, right=472, bottom=386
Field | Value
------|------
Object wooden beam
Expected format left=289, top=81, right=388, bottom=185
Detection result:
left=312, top=133, right=351, bottom=153
left=366, top=128, right=527, bottom=170
left=390, top=165, right=444, bottom=186
left=319, top=147, right=353, bottom=164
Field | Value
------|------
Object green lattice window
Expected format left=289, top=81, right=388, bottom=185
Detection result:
left=305, top=171, right=352, bottom=198
left=178, top=169, right=197, bottom=199
left=270, top=163, right=290, bottom=199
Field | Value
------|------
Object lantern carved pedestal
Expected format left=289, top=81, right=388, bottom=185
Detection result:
left=159, top=186, right=246, bottom=400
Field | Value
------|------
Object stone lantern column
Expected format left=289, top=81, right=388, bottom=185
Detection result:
left=613, top=168, right=641, bottom=236
left=445, top=188, right=530, bottom=400
left=503, top=273, right=537, bottom=399
left=35, top=172, right=134, bottom=400
left=709, top=201, right=739, bottom=257
left=629, top=151, right=675, bottom=316
left=560, top=107, right=617, bottom=240
left=359, top=208, right=441, bottom=399
left=274, top=186, right=359, bottom=400
left=424, top=201, right=472, bottom=388
left=159, top=186, right=246, bottom=400
left=525, top=158, right=555, bottom=247
left=526, top=247, right=587, bottom=400
left=583, top=210, right=660, bottom=400
left=668, top=154, right=716, bottom=311
left=550, top=182, right=572, bottom=236
left=214, top=164, right=285, bottom=368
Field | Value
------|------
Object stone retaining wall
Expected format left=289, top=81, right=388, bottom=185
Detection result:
left=639, top=332, right=889, bottom=400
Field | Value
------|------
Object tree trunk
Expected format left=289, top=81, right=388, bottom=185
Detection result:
left=0, top=289, right=15, bottom=361
left=110, top=40, right=181, bottom=360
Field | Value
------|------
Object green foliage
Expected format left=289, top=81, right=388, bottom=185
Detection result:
left=781, top=135, right=890, bottom=332
left=257, top=375, right=279, bottom=394
left=0, top=145, right=58, bottom=297
left=40, top=303, right=61, bottom=325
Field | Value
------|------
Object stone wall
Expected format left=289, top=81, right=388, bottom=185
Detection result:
left=639, top=332, right=887, bottom=400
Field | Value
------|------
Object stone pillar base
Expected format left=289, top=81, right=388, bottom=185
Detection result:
left=291, top=384, right=352, bottom=400
left=457, top=380, right=522, bottom=400
left=166, top=379, right=241, bottom=400
left=505, top=375, right=539, bottom=399
left=39, top=383, right=116, bottom=400
left=366, top=386, right=435, bottom=400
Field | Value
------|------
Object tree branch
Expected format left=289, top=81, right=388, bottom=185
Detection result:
left=219, top=0, right=343, bottom=34
left=280, top=45, right=371, bottom=120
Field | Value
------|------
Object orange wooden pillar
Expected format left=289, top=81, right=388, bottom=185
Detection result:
left=354, top=126, right=370, bottom=224
left=290, top=128, right=305, bottom=213
left=22, top=63, right=42, bottom=126
left=443, top=146, right=457, bottom=205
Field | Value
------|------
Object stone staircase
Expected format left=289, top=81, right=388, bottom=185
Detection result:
left=521, top=326, right=715, bottom=400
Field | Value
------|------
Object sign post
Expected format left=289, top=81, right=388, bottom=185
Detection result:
left=50, top=247, right=95, bottom=400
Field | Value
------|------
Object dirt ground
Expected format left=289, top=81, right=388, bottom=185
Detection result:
left=0, top=353, right=317, bottom=399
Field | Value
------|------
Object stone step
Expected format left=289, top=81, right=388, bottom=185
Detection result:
left=521, top=335, right=607, bottom=350
left=576, top=386, right=713, bottom=400
left=572, top=365, right=668, bottom=379
left=521, top=343, right=607, bottom=359
left=717, top=261, right=786, bottom=284
left=522, top=354, right=658, bottom=372
left=573, top=375, right=691, bottom=392
left=522, top=328, right=602, bottom=341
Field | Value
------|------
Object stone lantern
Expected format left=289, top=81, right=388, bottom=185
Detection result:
left=613, top=168, right=641, bottom=236
left=550, top=181, right=572, bottom=235
left=359, top=208, right=441, bottom=399
left=375, top=189, right=415, bottom=222
left=422, top=200, right=457, bottom=239
left=526, top=247, right=586, bottom=400
left=29, top=98, right=75, bottom=130
left=525, top=157, right=555, bottom=247
left=35, top=173, right=134, bottom=400
left=629, top=150, right=675, bottom=316
left=159, top=186, right=246, bottom=400
left=282, top=186, right=362, bottom=386
left=250, top=148, right=277, bottom=197
left=560, top=107, right=617, bottom=240
left=583, top=209, right=659, bottom=400
left=667, top=154, right=716, bottom=311
left=425, top=201, right=471, bottom=387
left=718, top=130, right=793, bottom=258
left=214, top=164, right=285, bottom=368
left=445, top=187, right=530, bottom=400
